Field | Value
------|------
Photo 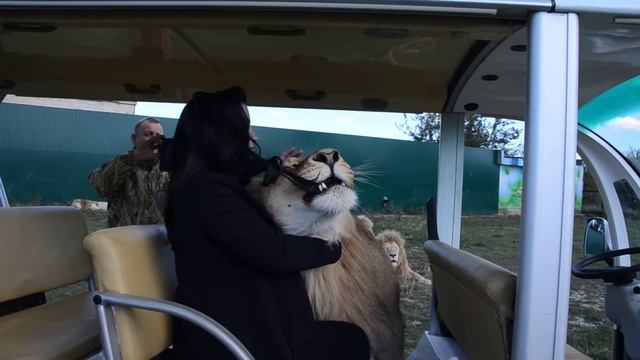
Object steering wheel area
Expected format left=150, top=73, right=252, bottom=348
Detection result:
left=572, top=247, right=640, bottom=285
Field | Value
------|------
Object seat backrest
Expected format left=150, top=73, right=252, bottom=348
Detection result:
left=84, top=225, right=176, bottom=360
left=0, top=206, right=92, bottom=302
left=425, top=240, right=517, bottom=360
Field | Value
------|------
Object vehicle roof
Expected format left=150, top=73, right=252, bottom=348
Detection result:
left=0, top=1, right=638, bottom=118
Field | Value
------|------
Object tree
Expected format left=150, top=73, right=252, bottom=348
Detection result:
left=626, top=147, right=640, bottom=169
left=626, top=147, right=640, bottom=160
left=398, top=113, right=523, bottom=157
left=397, top=113, right=441, bottom=143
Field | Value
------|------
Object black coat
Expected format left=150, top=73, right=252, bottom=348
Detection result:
left=168, top=170, right=343, bottom=360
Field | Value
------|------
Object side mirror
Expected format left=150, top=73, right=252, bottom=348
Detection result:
left=583, top=217, right=611, bottom=257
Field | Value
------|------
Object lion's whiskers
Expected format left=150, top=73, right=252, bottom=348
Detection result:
left=351, top=161, right=379, bottom=173
left=352, top=162, right=381, bottom=188
left=354, top=171, right=380, bottom=187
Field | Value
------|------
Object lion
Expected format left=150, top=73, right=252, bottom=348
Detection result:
left=70, top=199, right=107, bottom=211
left=254, top=148, right=404, bottom=360
left=356, top=215, right=431, bottom=288
left=375, top=230, right=431, bottom=287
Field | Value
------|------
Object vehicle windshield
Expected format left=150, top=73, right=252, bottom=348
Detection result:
left=579, top=75, right=640, bottom=173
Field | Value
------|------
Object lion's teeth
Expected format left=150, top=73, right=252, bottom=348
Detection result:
left=318, top=185, right=323, bottom=192
left=341, top=182, right=346, bottom=186
left=321, top=182, right=328, bottom=190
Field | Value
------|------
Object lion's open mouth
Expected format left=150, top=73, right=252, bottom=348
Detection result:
left=302, top=176, right=348, bottom=202
left=315, top=176, right=347, bottom=193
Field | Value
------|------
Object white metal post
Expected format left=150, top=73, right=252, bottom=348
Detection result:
left=0, top=177, right=8, bottom=208
left=512, top=12, right=579, bottom=360
left=0, top=93, right=7, bottom=207
left=95, top=303, right=121, bottom=360
left=436, top=112, right=465, bottom=248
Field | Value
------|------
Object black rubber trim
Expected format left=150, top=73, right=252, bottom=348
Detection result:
left=93, top=294, right=103, bottom=305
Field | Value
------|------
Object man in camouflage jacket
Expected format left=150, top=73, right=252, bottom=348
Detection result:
left=89, top=117, right=169, bottom=228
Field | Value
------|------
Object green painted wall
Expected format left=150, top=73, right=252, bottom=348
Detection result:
left=462, top=147, right=500, bottom=214
left=0, top=103, right=499, bottom=213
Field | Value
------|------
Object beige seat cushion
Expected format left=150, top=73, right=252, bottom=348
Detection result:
left=0, top=293, right=100, bottom=360
left=426, top=240, right=517, bottom=360
left=84, top=225, right=175, bottom=360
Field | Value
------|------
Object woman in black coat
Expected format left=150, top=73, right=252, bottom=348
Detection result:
left=164, top=87, right=370, bottom=360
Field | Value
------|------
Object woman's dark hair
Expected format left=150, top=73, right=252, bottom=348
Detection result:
left=167, top=86, right=257, bottom=183
left=164, top=86, right=261, bottom=234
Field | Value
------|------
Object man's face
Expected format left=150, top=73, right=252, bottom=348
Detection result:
left=132, top=121, right=164, bottom=149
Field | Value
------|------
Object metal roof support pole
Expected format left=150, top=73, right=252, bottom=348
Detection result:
left=0, top=177, right=9, bottom=208
left=512, top=11, right=579, bottom=360
left=436, top=112, right=465, bottom=248
left=0, top=92, right=8, bottom=207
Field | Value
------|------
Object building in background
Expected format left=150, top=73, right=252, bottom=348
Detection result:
left=3, top=94, right=136, bottom=114
left=497, top=153, right=584, bottom=215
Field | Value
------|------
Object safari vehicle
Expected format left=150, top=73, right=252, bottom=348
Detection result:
left=0, top=1, right=639, bottom=359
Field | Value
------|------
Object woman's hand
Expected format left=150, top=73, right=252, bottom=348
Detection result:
left=280, top=147, right=303, bottom=162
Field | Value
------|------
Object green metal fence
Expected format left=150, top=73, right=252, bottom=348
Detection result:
left=0, top=103, right=498, bottom=213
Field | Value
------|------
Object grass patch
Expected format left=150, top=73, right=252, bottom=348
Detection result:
left=46, top=281, right=88, bottom=302
left=83, top=209, right=108, bottom=233
left=567, top=327, right=612, bottom=360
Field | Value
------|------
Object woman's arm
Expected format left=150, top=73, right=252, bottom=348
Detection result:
left=196, top=180, right=341, bottom=273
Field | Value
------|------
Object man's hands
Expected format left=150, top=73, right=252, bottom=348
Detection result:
left=132, top=135, right=164, bottom=161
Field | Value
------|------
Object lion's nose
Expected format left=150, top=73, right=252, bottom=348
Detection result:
left=314, top=150, right=340, bottom=165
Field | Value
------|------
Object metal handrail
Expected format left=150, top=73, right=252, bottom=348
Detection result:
left=93, top=291, right=254, bottom=360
